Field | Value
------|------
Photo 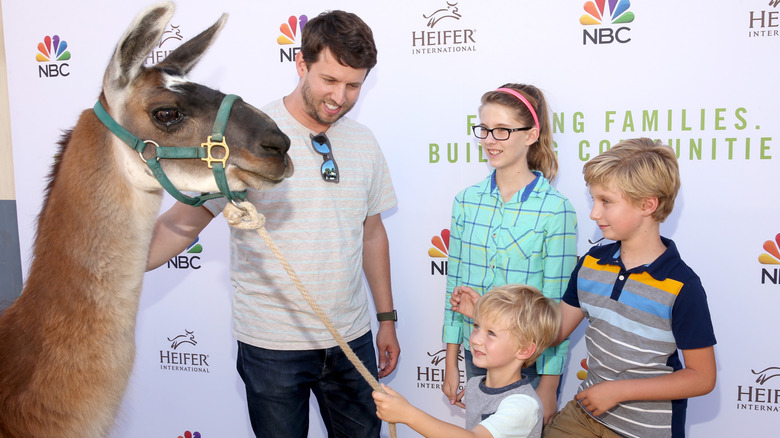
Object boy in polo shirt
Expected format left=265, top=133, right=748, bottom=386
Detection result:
left=544, top=138, right=717, bottom=438
left=374, top=285, right=560, bottom=438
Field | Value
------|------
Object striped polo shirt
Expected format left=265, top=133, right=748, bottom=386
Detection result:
left=206, top=99, right=397, bottom=350
left=562, top=238, right=716, bottom=438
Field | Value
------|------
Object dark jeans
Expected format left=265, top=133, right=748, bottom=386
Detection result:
left=236, top=331, right=380, bottom=438
left=464, top=348, right=542, bottom=389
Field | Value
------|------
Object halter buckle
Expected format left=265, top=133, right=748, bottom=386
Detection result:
left=200, top=135, right=230, bottom=169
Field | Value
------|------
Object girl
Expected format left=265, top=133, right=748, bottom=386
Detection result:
left=442, top=83, right=578, bottom=423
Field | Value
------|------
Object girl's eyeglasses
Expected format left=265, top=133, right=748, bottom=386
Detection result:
left=472, top=125, right=532, bottom=141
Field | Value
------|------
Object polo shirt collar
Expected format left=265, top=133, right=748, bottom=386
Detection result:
left=596, top=237, right=681, bottom=280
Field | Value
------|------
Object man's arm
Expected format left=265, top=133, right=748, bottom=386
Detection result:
left=362, top=213, right=400, bottom=378
left=146, top=202, right=215, bottom=271
left=576, top=346, right=717, bottom=416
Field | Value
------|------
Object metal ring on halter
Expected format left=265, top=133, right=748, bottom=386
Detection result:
left=230, top=199, right=245, bottom=209
left=138, top=140, right=161, bottom=163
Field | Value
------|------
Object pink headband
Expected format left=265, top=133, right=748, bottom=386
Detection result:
left=495, top=87, right=540, bottom=131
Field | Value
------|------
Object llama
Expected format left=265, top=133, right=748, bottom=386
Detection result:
left=0, top=3, right=292, bottom=437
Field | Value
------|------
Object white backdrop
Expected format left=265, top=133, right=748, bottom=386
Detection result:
left=4, top=0, right=780, bottom=436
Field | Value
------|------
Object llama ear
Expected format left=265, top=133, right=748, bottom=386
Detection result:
left=156, top=14, right=227, bottom=75
left=103, top=2, right=175, bottom=93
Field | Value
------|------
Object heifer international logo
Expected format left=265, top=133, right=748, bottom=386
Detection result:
left=36, top=35, right=71, bottom=78
left=759, top=233, right=780, bottom=284
left=412, top=1, right=476, bottom=55
left=423, top=1, right=462, bottom=28
left=416, top=347, right=465, bottom=392
left=168, top=330, right=197, bottom=349
left=579, top=0, right=635, bottom=45
left=147, top=23, right=184, bottom=65
left=277, top=15, right=309, bottom=63
left=736, top=366, right=780, bottom=412
left=748, top=0, right=780, bottom=38
left=160, top=329, right=211, bottom=374
left=429, top=229, right=450, bottom=276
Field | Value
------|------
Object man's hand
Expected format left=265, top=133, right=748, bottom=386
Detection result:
left=376, top=323, right=400, bottom=378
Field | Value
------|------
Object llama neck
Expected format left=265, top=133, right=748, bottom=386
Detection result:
left=25, top=112, right=163, bottom=314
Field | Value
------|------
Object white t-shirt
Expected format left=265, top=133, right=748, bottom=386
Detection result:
left=205, top=99, right=397, bottom=350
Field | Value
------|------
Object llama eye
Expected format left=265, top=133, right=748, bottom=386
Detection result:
left=153, top=108, right=184, bottom=126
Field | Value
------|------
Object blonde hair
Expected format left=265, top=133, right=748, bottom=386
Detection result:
left=583, top=137, right=680, bottom=222
left=473, top=284, right=561, bottom=366
left=480, top=83, right=558, bottom=182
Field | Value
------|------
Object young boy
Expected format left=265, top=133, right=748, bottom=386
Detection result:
left=543, top=138, right=717, bottom=438
left=373, top=284, right=560, bottom=438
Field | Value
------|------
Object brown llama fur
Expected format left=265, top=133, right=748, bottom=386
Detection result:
left=0, top=3, right=292, bottom=437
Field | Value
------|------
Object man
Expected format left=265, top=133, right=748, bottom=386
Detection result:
left=147, top=11, right=399, bottom=438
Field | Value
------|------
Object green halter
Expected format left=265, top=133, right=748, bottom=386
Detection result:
left=93, top=94, right=247, bottom=207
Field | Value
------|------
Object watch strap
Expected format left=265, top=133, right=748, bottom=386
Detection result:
left=376, top=310, right=397, bottom=321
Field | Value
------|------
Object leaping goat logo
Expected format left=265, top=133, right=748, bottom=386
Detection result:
left=167, top=330, right=197, bottom=350
left=159, top=24, right=183, bottom=48
left=422, top=1, right=462, bottom=28
left=427, top=348, right=464, bottom=366
left=751, top=367, right=780, bottom=385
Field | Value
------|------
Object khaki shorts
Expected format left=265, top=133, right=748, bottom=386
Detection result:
left=543, top=399, right=623, bottom=438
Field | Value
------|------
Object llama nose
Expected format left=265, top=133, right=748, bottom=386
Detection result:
left=261, top=129, right=291, bottom=156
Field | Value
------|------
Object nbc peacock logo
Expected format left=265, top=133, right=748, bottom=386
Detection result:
left=166, top=237, right=203, bottom=270
left=759, top=233, right=780, bottom=285
left=579, top=0, right=635, bottom=25
left=429, top=229, right=450, bottom=276
left=277, top=14, right=308, bottom=63
left=36, top=35, right=71, bottom=78
left=579, top=0, right=634, bottom=45
left=577, top=357, right=589, bottom=380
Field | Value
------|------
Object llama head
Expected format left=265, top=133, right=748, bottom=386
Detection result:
left=99, top=2, right=293, bottom=196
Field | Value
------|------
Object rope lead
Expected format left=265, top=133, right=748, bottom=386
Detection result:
left=224, top=201, right=397, bottom=438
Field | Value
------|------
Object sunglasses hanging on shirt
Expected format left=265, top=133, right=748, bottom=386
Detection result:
left=310, top=132, right=339, bottom=183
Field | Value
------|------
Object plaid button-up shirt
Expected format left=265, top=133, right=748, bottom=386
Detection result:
left=443, top=170, right=578, bottom=375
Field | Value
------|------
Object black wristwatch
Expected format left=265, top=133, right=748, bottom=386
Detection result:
left=376, top=310, right=397, bottom=322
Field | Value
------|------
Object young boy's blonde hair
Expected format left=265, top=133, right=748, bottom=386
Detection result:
left=583, top=137, right=680, bottom=222
left=472, top=285, right=561, bottom=366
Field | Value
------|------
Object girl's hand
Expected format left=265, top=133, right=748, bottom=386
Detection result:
left=442, top=361, right=466, bottom=408
left=450, top=285, right=480, bottom=319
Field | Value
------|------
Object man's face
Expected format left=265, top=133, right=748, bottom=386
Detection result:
left=298, top=48, right=368, bottom=127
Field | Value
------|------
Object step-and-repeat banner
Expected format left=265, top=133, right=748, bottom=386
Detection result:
left=4, top=0, right=780, bottom=436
